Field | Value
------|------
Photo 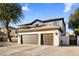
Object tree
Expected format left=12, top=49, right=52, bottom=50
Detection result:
left=0, top=3, right=23, bottom=42
left=68, top=8, right=79, bottom=35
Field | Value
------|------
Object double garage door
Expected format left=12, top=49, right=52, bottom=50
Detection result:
left=21, top=33, right=53, bottom=45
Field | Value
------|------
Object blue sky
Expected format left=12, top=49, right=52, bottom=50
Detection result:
left=13, top=3, right=79, bottom=33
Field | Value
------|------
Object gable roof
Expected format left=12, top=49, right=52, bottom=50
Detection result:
left=30, top=19, right=43, bottom=25
left=19, top=18, right=65, bottom=26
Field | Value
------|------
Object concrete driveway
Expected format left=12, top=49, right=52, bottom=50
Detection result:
left=0, top=43, right=79, bottom=56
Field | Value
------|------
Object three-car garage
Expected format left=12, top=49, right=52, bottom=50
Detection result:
left=18, top=26, right=61, bottom=46
left=20, top=33, right=54, bottom=45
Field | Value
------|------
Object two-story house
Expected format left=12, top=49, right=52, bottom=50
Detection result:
left=0, top=26, right=18, bottom=42
left=18, top=18, right=66, bottom=46
left=0, top=28, right=7, bottom=42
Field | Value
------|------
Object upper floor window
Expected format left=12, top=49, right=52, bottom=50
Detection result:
left=53, top=21, right=59, bottom=26
left=36, top=24, right=39, bottom=27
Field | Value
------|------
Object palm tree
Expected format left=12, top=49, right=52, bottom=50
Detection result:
left=0, top=3, right=23, bottom=42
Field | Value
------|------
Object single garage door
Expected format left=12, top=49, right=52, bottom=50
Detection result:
left=22, top=34, right=38, bottom=44
left=41, top=33, right=53, bottom=45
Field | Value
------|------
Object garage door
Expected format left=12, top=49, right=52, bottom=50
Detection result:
left=22, top=34, right=38, bottom=44
left=42, top=33, right=53, bottom=45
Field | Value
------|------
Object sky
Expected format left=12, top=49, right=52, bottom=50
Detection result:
left=12, top=3, right=79, bottom=33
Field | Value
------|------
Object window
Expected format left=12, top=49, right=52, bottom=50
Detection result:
left=54, top=21, right=59, bottom=26
left=36, top=24, right=39, bottom=27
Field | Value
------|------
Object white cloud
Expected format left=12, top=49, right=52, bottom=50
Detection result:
left=64, top=3, right=73, bottom=13
left=22, top=4, right=29, bottom=11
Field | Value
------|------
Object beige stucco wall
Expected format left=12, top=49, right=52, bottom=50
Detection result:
left=11, top=36, right=18, bottom=42
left=53, top=30, right=60, bottom=46
left=44, top=20, right=66, bottom=36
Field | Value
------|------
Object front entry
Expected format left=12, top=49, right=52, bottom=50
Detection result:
left=41, top=33, right=53, bottom=45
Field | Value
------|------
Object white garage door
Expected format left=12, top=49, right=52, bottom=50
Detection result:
left=22, top=34, right=38, bottom=44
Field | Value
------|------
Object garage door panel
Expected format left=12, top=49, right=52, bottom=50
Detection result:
left=43, top=33, right=53, bottom=45
left=23, top=34, right=38, bottom=44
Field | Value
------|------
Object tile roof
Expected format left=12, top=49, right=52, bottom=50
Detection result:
left=18, top=26, right=62, bottom=33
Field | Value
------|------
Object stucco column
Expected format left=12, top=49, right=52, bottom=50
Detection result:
left=53, top=31, right=59, bottom=46
left=18, top=35, right=21, bottom=44
left=38, top=33, right=41, bottom=45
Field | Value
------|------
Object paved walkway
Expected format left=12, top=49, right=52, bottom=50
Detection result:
left=0, top=43, right=79, bottom=56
